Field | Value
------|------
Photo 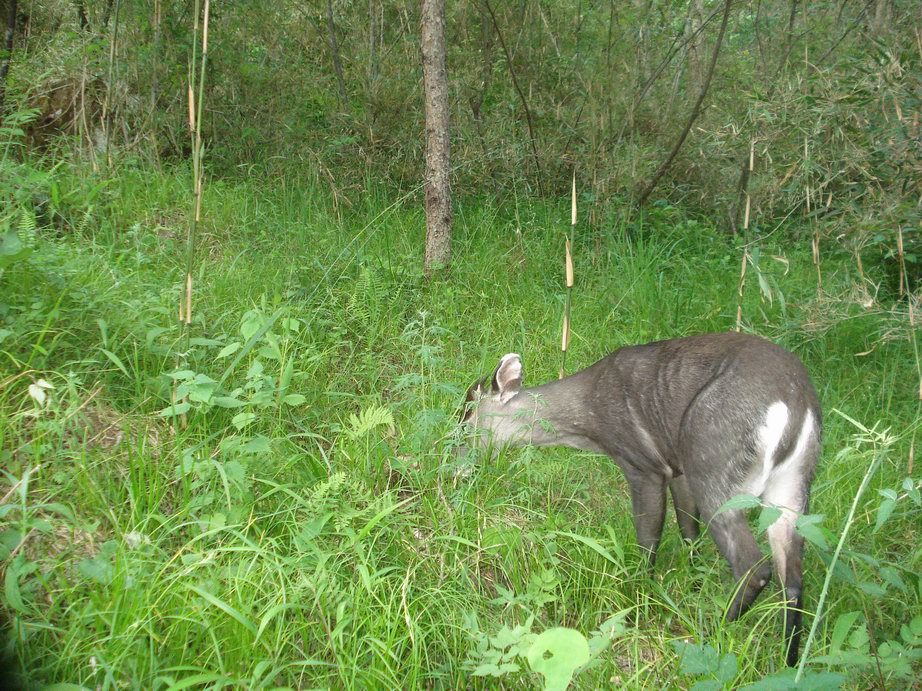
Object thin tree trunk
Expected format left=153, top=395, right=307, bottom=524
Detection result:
left=421, top=0, right=452, bottom=274
left=0, top=0, right=17, bottom=121
left=325, top=0, right=348, bottom=109
left=636, top=0, right=732, bottom=207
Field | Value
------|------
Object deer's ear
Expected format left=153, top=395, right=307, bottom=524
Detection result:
left=492, top=353, right=523, bottom=402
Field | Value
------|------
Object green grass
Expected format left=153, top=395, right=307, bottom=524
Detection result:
left=1, top=164, right=920, bottom=689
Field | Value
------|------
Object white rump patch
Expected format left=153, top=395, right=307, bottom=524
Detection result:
left=762, top=409, right=817, bottom=585
left=748, top=402, right=789, bottom=497
left=762, top=409, right=816, bottom=509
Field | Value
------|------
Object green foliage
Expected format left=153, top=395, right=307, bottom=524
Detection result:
left=0, top=162, right=919, bottom=687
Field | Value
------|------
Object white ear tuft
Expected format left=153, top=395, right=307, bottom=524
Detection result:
left=493, top=353, right=523, bottom=401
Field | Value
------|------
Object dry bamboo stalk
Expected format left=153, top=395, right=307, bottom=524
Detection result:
left=744, top=140, right=754, bottom=230
left=565, top=237, right=574, bottom=287
left=187, top=85, right=195, bottom=132
left=896, top=226, right=906, bottom=297
left=735, top=250, right=748, bottom=331
left=812, top=230, right=822, bottom=292
left=202, top=0, right=210, bottom=52
left=560, top=172, right=576, bottom=379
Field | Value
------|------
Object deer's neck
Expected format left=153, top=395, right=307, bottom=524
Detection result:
left=485, top=373, right=607, bottom=454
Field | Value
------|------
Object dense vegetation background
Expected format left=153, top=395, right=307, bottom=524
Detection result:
left=0, top=0, right=919, bottom=688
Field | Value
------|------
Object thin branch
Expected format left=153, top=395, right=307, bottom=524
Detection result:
left=482, top=0, right=542, bottom=187
left=616, top=2, right=724, bottom=143
left=816, top=4, right=869, bottom=65
left=637, top=0, right=733, bottom=206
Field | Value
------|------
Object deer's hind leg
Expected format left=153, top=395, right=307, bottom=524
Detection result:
left=700, top=505, right=772, bottom=620
left=669, top=473, right=701, bottom=544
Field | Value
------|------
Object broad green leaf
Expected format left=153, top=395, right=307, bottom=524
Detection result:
left=217, top=342, right=241, bottom=358
left=715, top=494, right=761, bottom=516
left=167, top=370, right=196, bottom=380
left=795, top=514, right=829, bottom=550
left=0, top=230, right=32, bottom=268
left=857, top=581, right=886, bottom=597
left=716, top=651, right=737, bottom=683
left=756, top=506, right=782, bottom=534
left=232, top=412, right=257, bottom=430
left=526, top=628, right=590, bottom=691
left=4, top=555, right=37, bottom=613
left=690, top=681, right=721, bottom=691
left=673, top=640, right=720, bottom=676
left=873, top=498, right=896, bottom=532
left=743, top=669, right=845, bottom=690
left=158, top=401, right=191, bottom=417
left=830, top=611, right=862, bottom=653
left=472, top=663, right=502, bottom=677
left=212, top=396, right=246, bottom=408
left=878, top=566, right=906, bottom=593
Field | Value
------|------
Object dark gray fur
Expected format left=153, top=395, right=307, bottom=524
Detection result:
left=462, top=332, right=822, bottom=666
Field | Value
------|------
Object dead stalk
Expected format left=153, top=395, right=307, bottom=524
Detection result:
left=560, top=171, right=576, bottom=379
left=743, top=140, right=754, bottom=230
left=735, top=250, right=748, bottom=331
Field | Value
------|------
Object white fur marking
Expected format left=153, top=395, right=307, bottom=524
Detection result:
left=784, top=410, right=814, bottom=472
left=749, top=402, right=789, bottom=496
left=762, top=410, right=815, bottom=507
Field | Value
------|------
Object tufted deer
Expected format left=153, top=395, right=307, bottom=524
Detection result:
left=461, top=332, right=821, bottom=666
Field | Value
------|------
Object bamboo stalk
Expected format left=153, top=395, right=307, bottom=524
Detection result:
left=560, top=171, right=576, bottom=379
left=174, top=0, right=210, bottom=428
left=102, top=0, right=121, bottom=167
left=735, top=250, right=748, bottom=331
left=896, top=225, right=906, bottom=297
left=743, top=140, right=754, bottom=230
left=812, top=228, right=822, bottom=293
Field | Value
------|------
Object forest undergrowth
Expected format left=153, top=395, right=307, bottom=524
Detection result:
left=1, top=159, right=920, bottom=689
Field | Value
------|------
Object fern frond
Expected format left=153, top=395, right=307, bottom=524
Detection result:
left=346, top=404, right=394, bottom=439
left=19, top=208, right=37, bottom=237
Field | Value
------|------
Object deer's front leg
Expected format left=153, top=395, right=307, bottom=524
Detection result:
left=626, top=473, right=667, bottom=567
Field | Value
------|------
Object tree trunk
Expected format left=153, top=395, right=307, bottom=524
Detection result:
left=0, top=0, right=16, bottom=120
left=421, top=0, right=452, bottom=275
left=325, top=0, right=348, bottom=109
